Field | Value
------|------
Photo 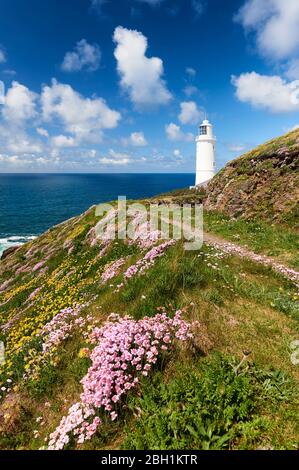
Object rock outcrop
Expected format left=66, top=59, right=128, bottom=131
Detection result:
left=204, top=128, right=299, bottom=226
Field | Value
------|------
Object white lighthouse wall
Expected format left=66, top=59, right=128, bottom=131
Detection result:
left=195, top=140, right=216, bottom=185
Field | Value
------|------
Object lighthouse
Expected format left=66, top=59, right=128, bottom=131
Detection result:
left=193, top=118, right=216, bottom=187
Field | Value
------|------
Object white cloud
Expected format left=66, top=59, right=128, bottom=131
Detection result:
left=165, top=122, right=193, bottom=142
left=0, top=79, right=124, bottom=169
left=61, top=39, right=101, bottom=72
left=0, top=80, right=42, bottom=159
left=6, top=137, right=42, bottom=154
left=178, top=101, right=202, bottom=125
left=232, top=72, right=299, bottom=113
left=173, top=149, right=183, bottom=161
left=88, top=149, right=97, bottom=158
left=113, top=26, right=172, bottom=108
left=2, top=81, right=38, bottom=123
left=183, top=85, right=198, bottom=97
left=100, top=149, right=131, bottom=166
left=235, top=0, right=299, bottom=61
left=123, top=131, right=148, bottom=147
left=0, top=47, right=6, bottom=64
left=2, top=69, right=16, bottom=76
left=0, top=120, right=43, bottom=156
left=186, top=67, right=196, bottom=77
left=0, top=80, right=5, bottom=105
left=51, top=135, right=76, bottom=148
left=41, top=79, right=121, bottom=144
left=285, top=59, right=299, bottom=80
left=36, top=127, right=49, bottom=137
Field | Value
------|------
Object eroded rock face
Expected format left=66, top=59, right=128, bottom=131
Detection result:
left=1, top=246, right=20, bottom=260
left=204, top=130, right=299, bottom=225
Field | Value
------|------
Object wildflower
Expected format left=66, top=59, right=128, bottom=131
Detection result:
left=47, top=311, right=193, bottom=450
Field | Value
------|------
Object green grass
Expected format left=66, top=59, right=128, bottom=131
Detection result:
left=122, top=354, right=298, bottom=450
left=204, top=211, right=299, bottom=269
left=1, top=204, right=298, bottom=451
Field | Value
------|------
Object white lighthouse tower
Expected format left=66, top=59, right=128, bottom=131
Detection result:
left=193, top=118, right=216, bottom=187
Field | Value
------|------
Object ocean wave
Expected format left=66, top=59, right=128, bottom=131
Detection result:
left=0, top=235, right=37, bottom=257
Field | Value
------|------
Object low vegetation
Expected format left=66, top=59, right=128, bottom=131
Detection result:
left=0, top=130, right=298, bottom=450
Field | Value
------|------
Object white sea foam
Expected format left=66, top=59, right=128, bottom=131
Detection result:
left=0, top=236, right=37, bottom=257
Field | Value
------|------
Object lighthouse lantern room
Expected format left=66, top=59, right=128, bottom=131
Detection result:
left=193, top=118, right=216, bottom=187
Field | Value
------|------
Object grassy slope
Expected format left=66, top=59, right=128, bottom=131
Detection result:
left=150, top=128, right=299, bottom=270
left=0, top=204, right=298, bottom=450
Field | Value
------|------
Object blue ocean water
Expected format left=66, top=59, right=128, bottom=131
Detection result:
left=0, top=173, right=194, bottom=255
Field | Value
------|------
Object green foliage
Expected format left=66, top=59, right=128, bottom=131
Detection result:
left=204, top=211, right=299, bottom=269
left=122, top=355, right=296, bottom=450
left=0, top=406, right=35, bottom=450
left=121, top=246, right=211, bottom=319
left=26, top=361, right=64, bottom=399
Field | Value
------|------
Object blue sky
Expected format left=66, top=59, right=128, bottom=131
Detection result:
left=0, top=0, right=299, bottom=173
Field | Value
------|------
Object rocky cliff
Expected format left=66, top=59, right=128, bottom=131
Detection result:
left=204, top=128, right=299, bottom=226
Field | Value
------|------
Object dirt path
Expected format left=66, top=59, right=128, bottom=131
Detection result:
left=204, top=231, right=299, bottom=288
left=161, top=215, right=299, bottom=288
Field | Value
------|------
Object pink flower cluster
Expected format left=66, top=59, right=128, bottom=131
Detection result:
left=0, top=279, right=11, bottom=293
left=47, top=311, right=193, bottom=450
left=40, top=305, right=92, bottom=353
left=28, top=287, right=41, bottom=301
left=100, top=258, right=127, bottom=284
left=207, top=240, right=299, bottom=289
left=32, top=261, right=46, bottom=272
left=124, top=240, right=176, bottom=280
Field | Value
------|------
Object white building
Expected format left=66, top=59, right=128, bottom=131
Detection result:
left=191, top=118, right=216, bottom=188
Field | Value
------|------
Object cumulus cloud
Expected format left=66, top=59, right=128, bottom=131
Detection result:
left=2, top=81, right=38, bottom=123
left=5, top=137, right=42, bottom=154
left=51, top=135, right=77, bottom=148
left=235, top=0, right=299, bottom=61
left=0, top=47, right=6, bottom=64
left=41, top=79, right=121, bottom=144
left=100, top=149, right=132, bottom=166
left=0, top=78, right=123, bottom=169
left=113, top=26, right=172, bottom=108
left=232, top=72, right=299, bottom=113
left=165, top=122, right=193, bottom=141
left=123, top=131, right=148, bottom=147
left=0, top=80, right=43, bottom=160
left=36, top=127, right=49, bottom=137
left=61, top=39, right=101, bottom=72
left=179, top=101, right=202, bottom=125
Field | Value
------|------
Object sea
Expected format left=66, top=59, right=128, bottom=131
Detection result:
left=0, top=173, right=194, bottom=256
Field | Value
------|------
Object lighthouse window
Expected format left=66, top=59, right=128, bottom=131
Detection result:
left=200, top=126, right=207, bottom=135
